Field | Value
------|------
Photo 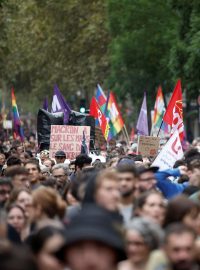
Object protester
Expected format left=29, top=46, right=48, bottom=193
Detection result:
left=147, top=223, right=199, bottom=270
left=0, top=177, right=13, bottom=208
left=24, top=160, right=41, bottom=190
left=163, top=195, right=200, bottom=234
left=28, top=186, right=66, bottom=230
left=51, top=164, right=70, bottom=196
left=6, top=204, right=27, bottom=240
left=5, top=166, right=29, bottom=188
left=54, top=150, right=66, bottom=164
left=7, top=188, right=32, bottom=218
left=119, top=217, right=164, bottom=270
left=26, top=226, right=65, bottom=270
left=133, top=190, right=166, bottom=226
left=83, top=169, right=120, bottom=212
left=55, top=205, right=126, bottom=270
left=117, top=163, right=139, bottom=223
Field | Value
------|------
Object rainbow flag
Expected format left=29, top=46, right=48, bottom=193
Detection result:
left=95, top=85, right=124, bottom=140
left=11, top=88, right=24, bottom=141
left=106, top=92, right=124, bottom=138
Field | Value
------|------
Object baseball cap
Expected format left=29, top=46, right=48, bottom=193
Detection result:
left=55, top=150, right=66, bottom=158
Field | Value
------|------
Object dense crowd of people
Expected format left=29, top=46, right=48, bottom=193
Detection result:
left=0, top=135, right=200, bottom=270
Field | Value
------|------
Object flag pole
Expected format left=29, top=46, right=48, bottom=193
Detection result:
left=157, top=120, right=163, bottom=137
left=123, top=125, right=130, bottom=145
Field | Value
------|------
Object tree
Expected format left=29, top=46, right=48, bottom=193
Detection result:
left=106, top=0, right=178, bottom=110
left=1, top=0, right=110, bottom=111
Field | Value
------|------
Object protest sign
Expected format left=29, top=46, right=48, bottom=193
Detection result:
left=152, top=130, right=183, bottom=170
left=49, top=125, right=90, bottom=160
left=137, top=135, right=160, bottom=157
left=3, top=120, right=13, bottom=129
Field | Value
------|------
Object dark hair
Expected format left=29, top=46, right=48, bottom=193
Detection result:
left=26, top=226, right=65, bottom=255
left=75, top=154, right=92, bottom=169
left=7, top=203, right=26, bottom=217
left=6, top=188, right=31, bottom=209
left=41, top=176, right=56, bottom=188
left=0, top=177, right=12, bottom=188
left=7, top=156, right=22, bottom=167
left=134, top=190, right=164, bottom=215
left=187, top=159, right=200, bottom=171
left=0, top=245, right=38, bottom=270
left=117, top=163, right=138, bottom=177
left=24, top=160, right=40, bottom=172
left=164, top=223, right=196, bottom=244
left=5, top=166, right=28, bottom=178
left=184, top=148, right=200, bottom=165
left=173, top=159, right=185, bottom=168
left=163, top=195, right=200, bottom=228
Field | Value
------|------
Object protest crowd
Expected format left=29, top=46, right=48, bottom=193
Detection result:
left=0, top=81, right=200, bottom=270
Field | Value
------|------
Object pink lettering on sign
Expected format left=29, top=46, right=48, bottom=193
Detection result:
left=49, top=125, right=90, bottom=160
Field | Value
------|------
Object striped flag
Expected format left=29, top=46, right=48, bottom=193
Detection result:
left=11, top=88, right=24, bottom=142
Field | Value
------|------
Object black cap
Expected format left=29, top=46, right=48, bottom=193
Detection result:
left=137, top=166, right=159, bottom=175
left=55, top=205, right=126, bottom=262
left=55, top=150, right=66, bottom=157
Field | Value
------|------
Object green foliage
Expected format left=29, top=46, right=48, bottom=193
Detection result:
left=106, top=0, right=178, bottom=108
left=0, top=0, right=110, bottom=111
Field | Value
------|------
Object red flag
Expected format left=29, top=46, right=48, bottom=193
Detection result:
left=163, top=80, right=184, bottom=141
left=89, top=97, right=109, bottom=140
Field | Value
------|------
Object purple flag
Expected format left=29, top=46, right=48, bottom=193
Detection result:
left=51, top=85, right=71, bottom=124
left=43, top=97, right=48, bottom=111
left=136, top=92, right=149, bottom=136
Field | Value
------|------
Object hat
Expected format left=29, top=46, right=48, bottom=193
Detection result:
left=117, top=157, right=135, bottom=166
left=55, top=150, right=66, bottom=158
left=55, top=205, right=126, bottom=262
left=137, top=166, right=159, bottom=174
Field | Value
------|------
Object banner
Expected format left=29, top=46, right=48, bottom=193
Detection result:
left=137, top=136, right=160, bottom=157
left=49, top=125, right=90, bottom=160
left=152, top=130, right=183, bottom=170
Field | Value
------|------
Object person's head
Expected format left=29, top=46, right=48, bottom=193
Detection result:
left=163, top=195, right=200, bottom=233
left=134, top=190, right=166, bottom=225
left=43, top=158, right=54, bottom=170
left=117, top=164, right=138, bottom=200
left=164, top=223, right=197, bottom=270
left=187, top=159, right=200, bottom=185
left=6, top=156, right=22, bottom=167
left=6, top=204, right=26, bottom=234
left=28, top=186, right=66, bottom=222
left=40, top=150, right=50, bottom=163
left=8, top=188, right=32, bottom=216
left=0, top=244, right=38, bottom=270
left=5, top=166, right=29, bottom=188
left=52, top=164, right=70, bottom=191
left=69, top=160, right=75, bottom=175
left=24, top=160, right=41, bottom=184
left=94, top=169, right=120, bottom=211
left=55, top=151, right=66, bottom=164
left=0, top=153, right=6, bottom=166
left=75, top=154, right=92, bottom=171
left=26, top=226, right=65, bottom=270
left=19, top=152, right=31, bottom=165
left=0, top=177, right=13, bottom=207
left=137, top=166, right=158, bottom=193
left=125, top=217, right=163, bottom=265
left=56, top=205, right=126, bottom=270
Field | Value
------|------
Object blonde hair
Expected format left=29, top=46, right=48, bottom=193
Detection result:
left=32, top=186, right=66, bottom=219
